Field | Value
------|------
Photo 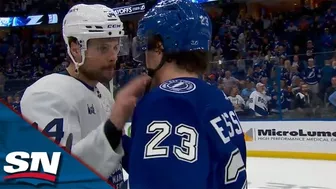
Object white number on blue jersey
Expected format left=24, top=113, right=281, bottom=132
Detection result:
left=144, top=121, right=172, bottom=158
left=144, top=121, right=199, bottom=163
left=173, top=124, right=198, bottom=163
left=225, top=148, right=246, bottom=184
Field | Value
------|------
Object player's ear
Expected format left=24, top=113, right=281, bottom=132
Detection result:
left=68, top=37, right=82, bottom=62
left=68, top=37, right=80, bottom=57
left=70, top=41, right=81, bottom=57
left=155, top=42, right=164, bottom=55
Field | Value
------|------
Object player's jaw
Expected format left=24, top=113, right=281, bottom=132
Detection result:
left=100, top=62, right=116, bottom=82
left=79, top=58, right=116, bottom=84
left=96, top=63, right=116, bottom=83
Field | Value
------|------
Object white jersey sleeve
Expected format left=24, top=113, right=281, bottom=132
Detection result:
left=20, top=89, right=123, bottom=178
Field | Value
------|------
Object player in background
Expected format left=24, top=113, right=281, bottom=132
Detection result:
left=125, top=0, right=247, bottom=188
left=20, top=4, right=150, bottom=188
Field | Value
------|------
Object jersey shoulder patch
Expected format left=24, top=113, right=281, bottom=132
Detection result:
left=159, top=79, right=196, bottom=94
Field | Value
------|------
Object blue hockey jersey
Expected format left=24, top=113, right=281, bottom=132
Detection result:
left=127, top=77, right=247, bottom=189
left=303, top=66, right=321, bottom=85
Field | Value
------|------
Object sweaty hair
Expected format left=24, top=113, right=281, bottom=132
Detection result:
left=165, top=50, right=209, bottom=75
left=148, top=35, right=209, bottom=75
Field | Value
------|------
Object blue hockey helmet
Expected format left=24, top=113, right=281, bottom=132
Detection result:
left=133, top=0, right=212, bottom=65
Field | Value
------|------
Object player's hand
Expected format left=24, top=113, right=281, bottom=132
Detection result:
left=110, top=74, right=151, bottom=129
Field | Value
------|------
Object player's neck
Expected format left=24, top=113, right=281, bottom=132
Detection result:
left=66, top=65, right=98, bottom=87
left=154, top=65, right=198, bottom=85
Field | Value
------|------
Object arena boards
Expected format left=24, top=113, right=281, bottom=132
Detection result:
left=125, top=120, right=336, bottom=161
left=247, top=151, right=336, bottom=161
left=241, top=121, right=336, bottom=161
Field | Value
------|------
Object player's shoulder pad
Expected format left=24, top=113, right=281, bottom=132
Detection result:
left=139, top=78, right=204, bottom=113
left=139, top=90, right=197, bottom=117
left=158, top=78, right=197, bottom=94
left=23, top=73, right=84, bottom=105
left=26, top=73, right=76, bottom=92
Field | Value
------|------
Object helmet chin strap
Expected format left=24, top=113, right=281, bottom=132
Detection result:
left=147, top=58, right=165, bottom=77
left=145, top=56, right=166, bottom=92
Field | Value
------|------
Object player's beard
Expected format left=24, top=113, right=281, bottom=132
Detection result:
left=79, top=64, right=115, bottom=84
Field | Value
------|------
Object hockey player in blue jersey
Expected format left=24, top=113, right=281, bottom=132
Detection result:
left=125, top=0, right=247, bottom=188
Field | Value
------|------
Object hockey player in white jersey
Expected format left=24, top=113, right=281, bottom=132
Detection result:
left=20, top=4, right=150, bottom=188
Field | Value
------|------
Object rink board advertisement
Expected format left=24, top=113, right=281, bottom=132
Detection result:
left=0, top=103, right=114, bottom=188
left=125, top=121, right=336, bottom=160
left=242, top=121, right=336, bottom=160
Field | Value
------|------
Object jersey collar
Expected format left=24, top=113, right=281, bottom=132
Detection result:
left=59, top=70, right=95, bottom=91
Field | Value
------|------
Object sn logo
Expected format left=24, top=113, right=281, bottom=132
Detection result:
left=3, top=152, right=62, bottom=183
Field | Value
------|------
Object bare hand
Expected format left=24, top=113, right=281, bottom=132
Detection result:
left=110, top=75, right=151, bottom=129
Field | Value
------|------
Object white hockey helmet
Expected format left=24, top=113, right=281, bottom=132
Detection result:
left=62, top=4, right=125, bottom=70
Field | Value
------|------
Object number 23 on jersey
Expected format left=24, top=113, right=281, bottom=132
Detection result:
left=143, top=110, right=246, bottom=184
left=144, top=121, right=198, bottom=163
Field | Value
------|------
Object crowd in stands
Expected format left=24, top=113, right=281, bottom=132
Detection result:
left=0, top=0, right=335, bottom=120
left=204, top=1, right=336, bottom=119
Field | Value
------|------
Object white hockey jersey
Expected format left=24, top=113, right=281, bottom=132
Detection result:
left=248, top=91, right=271, bottom=117
left=20, top=72, right=124, bottom=179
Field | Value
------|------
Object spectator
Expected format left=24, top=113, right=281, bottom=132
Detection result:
left=302, top=58, right=321, bottom=94
left=326, top=77, right=336, bottom=102
left=270, top=80, right=291, bottom=113
left=11, top=94, right=21, bottom=113
left=289, top=65, right=301, bottom=84
left=207, top=74, right=217, bottom=86
left=293, top=83, right=320, bottom=117
left=285, top=22, right=299, bottom=33
left=291, top=76, right=303, bottom=95
left=0, top=72, right=5, bottom=94
left=228, top=86, right=245, bottom=116
left=328, top=91, right=336, bottom=108
left=6, top=95, right=13, bottom=104
left=291, top=55, right=305, bottom=72
left=248, top=82, right=271, bottom=117
left=218, top=70, right=240, bottom=90
left=321, top=28, right=333, bottom=55
left=320, top=60, right=336, bottom=95
left=252, top=64, right=267, bottom=83
left=241, top=81, right=255, bottom=101
left=305, top=40, right=315, bottom=60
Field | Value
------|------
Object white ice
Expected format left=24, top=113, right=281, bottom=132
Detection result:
left=247, top=157, right=336, bottom=189
left=123, top=157, right=336, bottom=189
